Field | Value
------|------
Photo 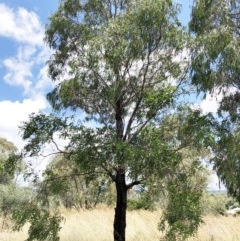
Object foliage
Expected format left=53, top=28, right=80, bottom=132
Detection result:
left=190, top=0, right=240, bottom=94
left=201, top=192, right=234, bottom=215
left=127, top=186, right=157, bottom=211
left=189, top=0, right=240, bottom=208
left=12, top=203, right=63, bottom=241
left=0, top=184, right=33, bottom=229
left=127, top=198, right=155, bottom=211
left=0, top=137, right=22, bottom=185
left=159, top=159, right=208, bottom=241
left=189, top=0, right=240, bottom=127
left=0, top=137, right=31, bottom=230
left=40, top=154, right=115, bottom=210
left=0, top=138, right=17, bottom=153
left=20, top=108, right=215, bottom=240
left=212, top=125, right=240, bottom=202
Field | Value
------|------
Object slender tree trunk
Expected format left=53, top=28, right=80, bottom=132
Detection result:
left=114, top=92, right=127, bottom=240
left=114, top=168, right=127, bottom=241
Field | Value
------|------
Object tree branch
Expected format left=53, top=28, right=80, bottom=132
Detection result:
left=126, top=178, right=147, bottom=190
left=123, top=49, right=153, bottom=141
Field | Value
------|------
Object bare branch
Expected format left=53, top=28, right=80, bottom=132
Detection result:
left=123, top=49, right=153, bottom=141
left=51, top=137, right=66, bottom=153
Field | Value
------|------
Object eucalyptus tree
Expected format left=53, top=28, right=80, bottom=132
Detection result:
left=189, top=0, right=240, bottom=201
left=19, top=1, right=215, bottom=240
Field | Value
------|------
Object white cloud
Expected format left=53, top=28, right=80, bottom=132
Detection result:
left=0, top=2, right=53, bottom=97
left=0, top=4, right=61, bottom=178
left=194, top=87, right=239, bottom=114
left=0, top=98, right=66, bottom=178
left=198, top=93, right=221, bottom=114
left=3, top=46, right=34, bottom=92
left=3, top=44, right=53, bottom=97
left=0, top=3, right=44, bottom=46
left=34, top=64, right=53, bottom=93
left=0, top=98, right=48, bottom=149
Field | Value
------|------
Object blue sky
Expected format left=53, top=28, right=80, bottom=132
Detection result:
left=0, top=0, right=224, bottom=190
left=0, top=0, right=58, bottom=101
left=0, top=0, right=59, bottom=146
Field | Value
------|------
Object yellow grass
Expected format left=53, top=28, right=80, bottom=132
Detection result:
left=60, top=207, right=161, bottom=241
left=1, top=208, right=240, bottom=241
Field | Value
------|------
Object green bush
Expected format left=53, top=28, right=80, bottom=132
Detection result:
left=128, top=196, right=156, bottom=211
left=0, top=184, right=33, bottom=229
left=201, top=192, right=235, bottom=215
left=12, top=204, right=63, bottom=241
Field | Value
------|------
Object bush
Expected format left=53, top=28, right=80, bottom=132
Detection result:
left=0, top=184, right=33, bottom=229
left=128, top=196, right=156, bottom=211
left=201, top=192, right=235, bottom=215
left=12, top=204, right=63, bottom=241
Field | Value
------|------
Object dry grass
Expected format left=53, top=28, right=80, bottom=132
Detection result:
left=60, top=207, right=161, bottom=241
left=190, top=215, right=240, bottom=241
left=1, top=208, right=240, bottom=241
left=0, top=224, right=28, bottom=241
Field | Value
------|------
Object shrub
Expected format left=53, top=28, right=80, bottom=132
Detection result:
left=128, top=196, right=156, bottom=211
left=201, top=192, right=235, bottom=215
left=0, top=184, right=33, bottom=229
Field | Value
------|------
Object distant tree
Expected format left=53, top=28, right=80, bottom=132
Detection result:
left=40, top=154, right=114, bottom=210
left=18, top=1, right=216, bottom=241
left=189, top=0, right=240, bottom=201
left=0, top=137, right=31, bottom=229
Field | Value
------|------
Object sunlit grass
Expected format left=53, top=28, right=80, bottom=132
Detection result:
left=60, top=207, right=161, bottom=241
left=1, top=208, right=240, bottom=241
left=0, top=225, right=28, bottom=241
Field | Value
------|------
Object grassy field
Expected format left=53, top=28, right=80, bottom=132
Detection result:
left=1, top=208, right=240, bottom=241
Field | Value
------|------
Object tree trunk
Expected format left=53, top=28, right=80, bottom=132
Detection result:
left=113, top=168, right=127, bottom=241
left=114, top=91, right=126, bottom=240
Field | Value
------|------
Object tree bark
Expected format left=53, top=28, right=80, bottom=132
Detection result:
left=114, top=92, right=127, bottom=241
left=113, top=168, right=127, bottom=241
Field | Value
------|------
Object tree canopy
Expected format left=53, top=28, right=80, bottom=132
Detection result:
left=190, top=0, right=240, bottom=202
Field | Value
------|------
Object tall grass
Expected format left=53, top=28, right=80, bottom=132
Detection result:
left=1, top=208, right=240, bottom=241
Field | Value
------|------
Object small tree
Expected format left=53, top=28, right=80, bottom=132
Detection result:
left=41, top=154, right=113, bottom=210
left=19, top=1, right=216, bottom=240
